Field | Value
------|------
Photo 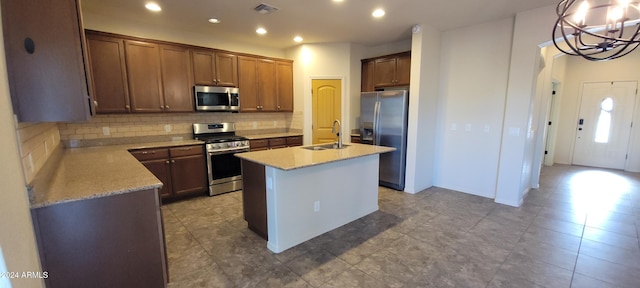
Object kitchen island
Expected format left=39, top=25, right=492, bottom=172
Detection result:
left=235, top=143, right=395, bottom=253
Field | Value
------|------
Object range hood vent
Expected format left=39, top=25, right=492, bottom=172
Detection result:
left=254, top=3, right=279, bottom=14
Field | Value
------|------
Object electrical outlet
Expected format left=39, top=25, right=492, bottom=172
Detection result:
left=253, top=122, right=257, bottom=129
left=69, top=139, right=80, bottom=148
left=484, top=125, right=491, bottom=133
left=102, top=127, right=110, bottom=136
left=451, top=123, right=457, bottom=131
left=465, top=124, right=472, bottom=132
left=164, top=124, right=171, bottom=133
left=314, top=201, right=320, bottom=212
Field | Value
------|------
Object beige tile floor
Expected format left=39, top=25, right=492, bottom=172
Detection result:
left=163, top=165, right=640, bottom=287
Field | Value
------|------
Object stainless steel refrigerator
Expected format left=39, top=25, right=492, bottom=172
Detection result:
left=360, top=90, right=409, bottom=190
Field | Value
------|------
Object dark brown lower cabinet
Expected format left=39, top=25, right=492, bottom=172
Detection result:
left=249, top=135, right=303, bottom=151
left=241, top=159, right=268, bottom=240
left=130, top=144, right=207, bottom=202
left=141, top=158, right=172, bottom=198
left=31, top=189, right=167, bottom=288
left=170, top=153, right=207, bottom=196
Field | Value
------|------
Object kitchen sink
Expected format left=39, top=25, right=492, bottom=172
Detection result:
left=300, top=143, right=350, bottom=151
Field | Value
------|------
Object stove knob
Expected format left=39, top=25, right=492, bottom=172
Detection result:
left=229, top=142, right=236, bottom=147
left=220, top=143, right=229, bottom=148
left=210, top=143, right=219, bottom=149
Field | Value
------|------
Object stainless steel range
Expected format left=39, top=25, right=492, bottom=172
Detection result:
left=193, top=123, right=250, bottom=196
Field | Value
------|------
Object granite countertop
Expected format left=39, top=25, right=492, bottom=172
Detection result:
left=235, top=143, right=395, bottom=171
left=30, top=140, right=203, bottom=209
left=239, top=132, right=303, bottom=140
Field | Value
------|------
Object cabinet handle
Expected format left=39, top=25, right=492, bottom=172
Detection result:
left=125, top=105, right=130, bottom=111
left=165, top=105, right=170, bottom=110
left=94, top=101, right=98, bottom=107
left=277, top=105, right=281, bottom=110
left=165, top=160, right=170, bottom=164
left=141, top=151, right=156, bottom=154
left=171, top=160, right=175, bottom=163
left=178, top=147, right=193, bottom=151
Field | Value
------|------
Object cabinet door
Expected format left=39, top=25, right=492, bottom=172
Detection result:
left=395, top=54, right=411, bottom=86
left=238, top=56, right=260, bottom=112
left=249, top=139, right=268, bottom=151
left=268, top=138, right=287, bottom=149
left=286, top=136, right=303, bottom=147
left=257, top=59, right=277, bottom=111
left=275, top=61, right=294, bottom=112
left=141, top=158, right=172, bottom=199
left=86, top=33, right=130, bottom=113
left=170, top=155, right=207, bottom=196
left=191, top=49, right=215, bottom=85
left=373, top=57, right=397, bottom=87
left=361, top=60, right=375, bottom=92
left=1, top=0, right=91, bottom=122
left=160, top=44, right=194, bottom=112
left=215, top=52, right=238, bottom=87
left=125, top=40, right=165, bottom=112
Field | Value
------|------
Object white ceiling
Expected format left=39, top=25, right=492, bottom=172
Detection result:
left=81, top=0, right=560, bottom=49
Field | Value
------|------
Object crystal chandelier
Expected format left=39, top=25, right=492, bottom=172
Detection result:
left=552, top=0, right=640, bottom=61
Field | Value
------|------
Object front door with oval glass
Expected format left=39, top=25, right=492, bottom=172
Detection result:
left=572, top=81, right=637, bottom=169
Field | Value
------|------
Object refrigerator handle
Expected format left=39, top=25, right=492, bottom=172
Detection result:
left=373, top=100, right=381, bottom=145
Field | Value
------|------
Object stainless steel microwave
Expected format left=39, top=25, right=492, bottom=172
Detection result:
left=194, top=86, right=239, bottom=112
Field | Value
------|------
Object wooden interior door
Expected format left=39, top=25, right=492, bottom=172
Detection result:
left=312, top=79, right=342, bottom=144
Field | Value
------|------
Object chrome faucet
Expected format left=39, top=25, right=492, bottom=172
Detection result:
left=332, top=119, right=343, bottom=149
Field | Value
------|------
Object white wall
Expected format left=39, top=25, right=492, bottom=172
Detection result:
left=285, top=43, right=352, bottom=144
left=285, top=40, right=412, bottom=144
left=404, top=24, right=441, bottom=193
left=433, top=18, right=513, bottom=198
left=495, top=5, right=558, bottom=206
left=0, top=8, right=45, bottom=288
left=552, top=49, right=640, bottom=171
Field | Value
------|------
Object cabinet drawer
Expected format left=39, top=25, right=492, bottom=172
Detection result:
left=286, top=136, right=302, bottom=146
left=250, top=139, right=269, bottom=150
left=268, top=138, right=286, bottom=147
left=130, top=148, right=169, bottom=161
left=170, top=145, right=204, bottom=157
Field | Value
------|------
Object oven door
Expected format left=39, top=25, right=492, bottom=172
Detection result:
left=207, top=148, right=248, bottom=195
left=194, top=86, right=239, bottom=111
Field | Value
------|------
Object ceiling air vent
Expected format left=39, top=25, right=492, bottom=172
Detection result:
left=254, top=3, right=279, bottom=14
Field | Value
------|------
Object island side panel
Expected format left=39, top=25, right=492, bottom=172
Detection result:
left=241, top=159, right=268, bottom=240
left=32, top=189, right=167, bottom=288
left=266, top=154, right=380, bottom=253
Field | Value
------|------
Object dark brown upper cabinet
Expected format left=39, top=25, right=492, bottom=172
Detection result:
left=191, top=49, right=238, bottom=87
left=361, top=51, right=411, bottom=91
left=2, top=0, right=93, bottom=122
left=86, top=33, right=130, bottom=113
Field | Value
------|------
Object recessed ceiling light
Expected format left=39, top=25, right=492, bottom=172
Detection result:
left=372, top=8, right=385, bottom=18
left=333, top=0, right=344, bottom=2
left=208, top=18, right=220, bottom=24
left=256, top=27, right=267, bottom=35
left=293, top=36, right=303, bottom=43
left=145, top=2, right=162, bottom=12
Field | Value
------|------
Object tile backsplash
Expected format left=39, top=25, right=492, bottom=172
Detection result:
left=58, top=111, right=303, bottom=147
left=16, top=122, right=61, bottom=183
